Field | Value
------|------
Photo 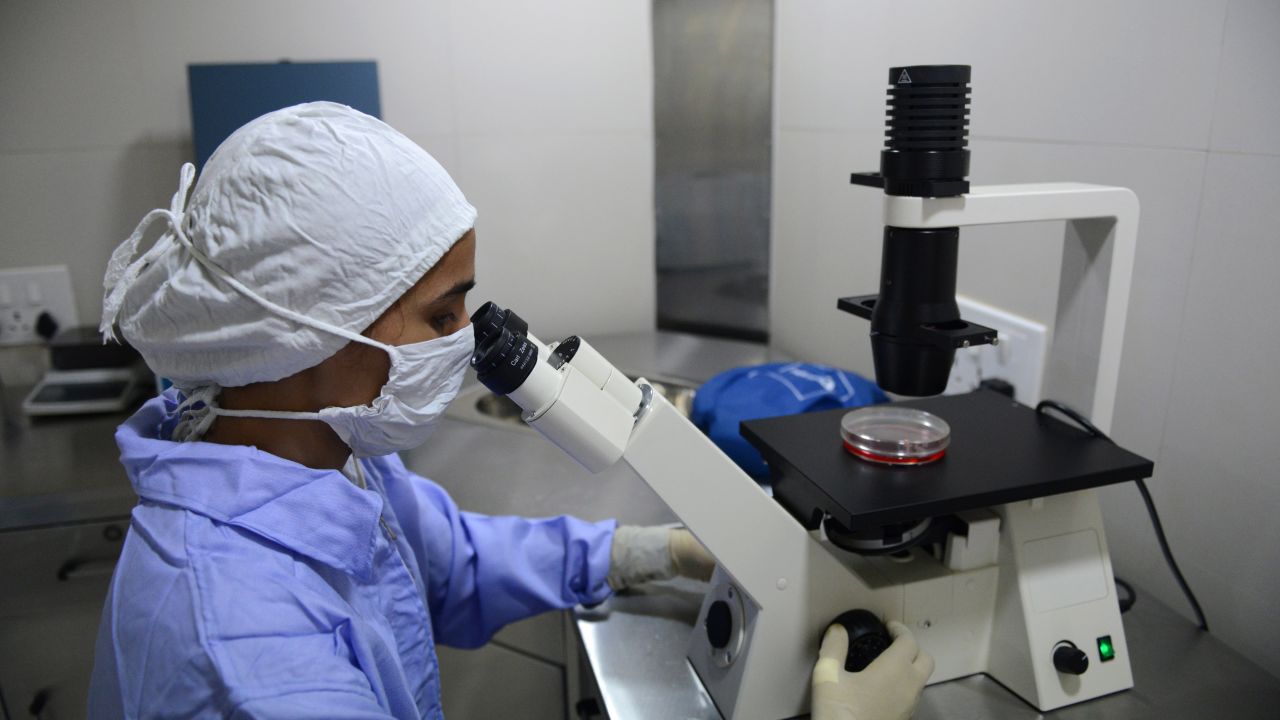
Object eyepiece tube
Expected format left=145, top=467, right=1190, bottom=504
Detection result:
left=472, top=301, right=529, bottom=347
left=551, top=336, right=643, bottom=414
left=467, top=302, right=637, bottom=474
left=470, top=302, right=563, bottom=412
left=471, top=324, right=540, bottom=396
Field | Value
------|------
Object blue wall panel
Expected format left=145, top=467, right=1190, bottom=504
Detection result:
left=187, top=61, right=381, bottom=168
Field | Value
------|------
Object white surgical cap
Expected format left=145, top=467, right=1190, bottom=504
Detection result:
left=101, top=102, right=476, bottom=390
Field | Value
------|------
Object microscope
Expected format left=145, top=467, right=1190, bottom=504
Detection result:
left=472, top=65, right=1152, bottom=719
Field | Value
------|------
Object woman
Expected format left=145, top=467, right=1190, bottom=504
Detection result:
left=88, top=103, right=930, bottom=719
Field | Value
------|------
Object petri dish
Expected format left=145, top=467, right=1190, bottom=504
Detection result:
left=841, top=406, right=951, bottom=466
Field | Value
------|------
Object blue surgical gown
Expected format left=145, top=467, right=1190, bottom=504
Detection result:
left=88, top=392, right=616, bottom=718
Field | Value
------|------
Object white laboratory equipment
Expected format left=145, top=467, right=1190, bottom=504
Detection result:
left=466, top=64, right=1155, bottom=719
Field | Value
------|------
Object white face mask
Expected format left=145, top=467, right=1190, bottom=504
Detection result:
left=320, top=326, right=473, bottom=457
left=211, top=326, right=474, bottom=457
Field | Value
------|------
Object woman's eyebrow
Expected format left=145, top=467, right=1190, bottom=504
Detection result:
left=427, top=278, right=477, bottom=304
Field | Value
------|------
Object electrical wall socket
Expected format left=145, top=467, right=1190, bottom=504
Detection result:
left=0, top=265, right=80, bottom=347
left=944, top=295, right=1048, bottom=406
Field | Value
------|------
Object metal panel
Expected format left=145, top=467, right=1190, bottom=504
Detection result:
left=437, top=642, right=565, bottom=720
left=0, top=519, right=127, bottom=720
left=653, top=0, right=773, bottom=341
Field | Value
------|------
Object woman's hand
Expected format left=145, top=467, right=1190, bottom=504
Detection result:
left=812, top=620, right=934, bottom=720
left=606, top=526, right=715, bottom=590
left=668, top=527, right=716, bottom=581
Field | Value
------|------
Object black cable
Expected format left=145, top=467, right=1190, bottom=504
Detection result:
left=1114, top=576, right=1136, bottom=614
left=1035, top=400, right=1210, bottom=633
left=1133, top=476, right=1209, bottom=632
left=1035, top=399, right=1107, bottom=439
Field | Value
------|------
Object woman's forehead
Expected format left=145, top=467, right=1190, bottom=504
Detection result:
left=407, top=231, right=476, bottom=303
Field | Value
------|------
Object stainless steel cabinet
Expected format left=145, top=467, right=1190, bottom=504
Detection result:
left=439, top=612, right=568, bottom=720
left=0, top=519, right=126, bottom=720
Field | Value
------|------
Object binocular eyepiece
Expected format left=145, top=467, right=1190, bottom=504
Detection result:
left=467, top=301, right=644, bottom=473
left=470, top=302, right=540, bottom=395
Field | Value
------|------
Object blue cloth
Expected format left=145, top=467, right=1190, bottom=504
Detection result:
left=88, top=391, right=615, bottom=719
left=691, top=362, right=887, bottom=477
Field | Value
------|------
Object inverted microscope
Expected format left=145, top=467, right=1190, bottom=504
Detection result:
left=470, top=66, right=1153, bottom=719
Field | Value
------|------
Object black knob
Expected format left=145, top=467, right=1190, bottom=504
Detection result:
left=830, top=609, right=892, bottom=672
left=1053, top=643, right=1089, bottom=675
left=705, top=600, right=733, bottom=650
left=574, top=698, right=603, bottom=719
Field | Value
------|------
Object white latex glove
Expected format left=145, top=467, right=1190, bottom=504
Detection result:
left=607, top=526, right=716, bottom=590
left=812, top=620, right=934, bottom=720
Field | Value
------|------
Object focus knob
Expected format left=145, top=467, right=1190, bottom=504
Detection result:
left=829, top=609, right=892, bottom=672
left=1053, top=642, right=1089, bottom=675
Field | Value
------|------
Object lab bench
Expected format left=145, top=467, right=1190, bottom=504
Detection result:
left=3, top=332, right=1278, bottom=719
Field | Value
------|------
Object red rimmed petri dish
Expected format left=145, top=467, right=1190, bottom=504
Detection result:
left=840, top=407, right=951, bottom=466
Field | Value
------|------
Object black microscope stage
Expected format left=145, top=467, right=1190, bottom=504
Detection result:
left=741, top=389, right=1154, bottom=530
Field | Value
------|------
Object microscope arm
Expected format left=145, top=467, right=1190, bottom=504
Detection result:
left=624, top=381, right=867, bottom=606
left=468, top=317, right=896, bottom=720
left=620, top=384, right=900, bottom=717
left=880, top=182, right=1140, bottom=433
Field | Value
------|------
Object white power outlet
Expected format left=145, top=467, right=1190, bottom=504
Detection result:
left=0, top=265, right=80, bottom=346
left=943, top=295, right=1048, bottom=406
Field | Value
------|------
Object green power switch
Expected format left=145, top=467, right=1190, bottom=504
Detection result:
left=1097, top=635, right=1116, bottom=662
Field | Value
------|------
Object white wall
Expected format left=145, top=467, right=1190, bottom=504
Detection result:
left=0, top=0, right=654, bottom=347
left=771, top=0, right=1280, bottom=678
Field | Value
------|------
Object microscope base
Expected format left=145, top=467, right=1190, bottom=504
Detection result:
left=680, top=488, right=1131, bottom=718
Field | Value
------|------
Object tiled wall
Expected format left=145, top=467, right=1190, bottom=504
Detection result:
left=0, top=0, right=655, bottom=342
left=771, top=0, right=1280, bottom=678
